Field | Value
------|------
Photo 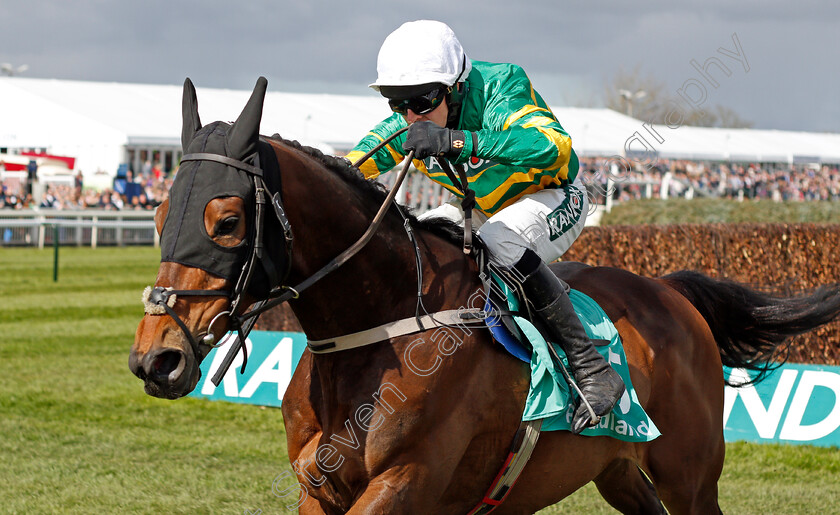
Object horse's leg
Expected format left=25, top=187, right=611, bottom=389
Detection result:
left=593, top=459, right=666, bottom=515
left=282, top=353, right=338, bottom=514
left=646, top=430, right=725, bottom=515
left=642, top=341, right=726, bottom=515
left=344, top=460, right=463, bottom=515
left=297, top=496, right=331, bottom=515
left=646, top=436, right=725, bottom=514
left=344, top=474, right=418, bottom=515
left=492, top=432, right=625, bottom=514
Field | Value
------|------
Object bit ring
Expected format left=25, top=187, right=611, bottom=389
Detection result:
left=201, top=310, right=232, bottom=348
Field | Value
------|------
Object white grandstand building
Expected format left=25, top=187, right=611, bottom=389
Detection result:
left=1, top=76, right=839, bottom=190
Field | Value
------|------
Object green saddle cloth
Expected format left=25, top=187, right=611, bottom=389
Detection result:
left=501, top=284, right=660, bottom=442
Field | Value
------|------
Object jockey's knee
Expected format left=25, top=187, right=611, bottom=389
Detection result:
left=478, top=220, right=531, bottom=268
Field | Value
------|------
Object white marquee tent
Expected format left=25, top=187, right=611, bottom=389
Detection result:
left=1, top=77, right=839, bottom=189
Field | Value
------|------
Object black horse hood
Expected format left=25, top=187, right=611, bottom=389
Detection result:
left=159, top=77, right=267, bottom=281
left=159, top=122, right=256, bottom=280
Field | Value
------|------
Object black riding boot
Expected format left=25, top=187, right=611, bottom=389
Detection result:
left=509, top=249, right=625, bottom=434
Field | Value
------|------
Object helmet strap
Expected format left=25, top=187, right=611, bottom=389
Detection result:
left=446, top=81, right=467, bottom=129
left=445, top=54, right=469, bottom=129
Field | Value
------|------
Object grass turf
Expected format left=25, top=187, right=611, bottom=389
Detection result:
left=1, top=246, right=838, bottom=513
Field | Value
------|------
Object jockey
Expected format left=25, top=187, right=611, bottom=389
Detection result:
left=344, top=20, right=624, bottom=433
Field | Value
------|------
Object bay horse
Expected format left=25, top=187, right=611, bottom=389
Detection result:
left=129, top=78, right=840, bottom=514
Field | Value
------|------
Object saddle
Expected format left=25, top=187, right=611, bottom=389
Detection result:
left=473, top=245, right=608, bottom=366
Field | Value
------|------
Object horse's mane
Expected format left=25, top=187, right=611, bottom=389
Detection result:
left=266, top=134, right=465, bottom=246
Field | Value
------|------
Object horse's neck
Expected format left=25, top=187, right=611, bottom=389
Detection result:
left=292, top=218, right=478, bottom=341
left=274, top=145, right=478, bottom=341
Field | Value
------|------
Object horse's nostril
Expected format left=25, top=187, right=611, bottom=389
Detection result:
left=151, top=350, right=184, bottom=379
left=129, top=351, right=146, bottom=380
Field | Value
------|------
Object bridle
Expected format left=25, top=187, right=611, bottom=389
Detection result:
left=144, top=143, right=294, bottom=377
left=145, top=130, right=415, bottom=386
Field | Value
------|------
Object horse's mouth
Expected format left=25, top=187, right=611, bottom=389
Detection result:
left=142, top=371, right=201, bottom=399
left=143, top=380, right=188, bottom=400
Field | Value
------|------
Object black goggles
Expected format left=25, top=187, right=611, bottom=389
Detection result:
left=388, top=86, right=451, bottom=115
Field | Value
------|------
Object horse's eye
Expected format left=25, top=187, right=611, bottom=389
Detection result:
left=216, top=217, right=240, bottom=236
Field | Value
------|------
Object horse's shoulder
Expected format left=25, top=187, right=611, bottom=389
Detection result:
left=281, top=352, right=322, bottom=444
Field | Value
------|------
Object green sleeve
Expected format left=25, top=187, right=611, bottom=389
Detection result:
left=345, top=114, right=409, bottom=179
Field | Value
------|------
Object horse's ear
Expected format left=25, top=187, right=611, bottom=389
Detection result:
left=226, top=76, right=267, bottom=160
left=181, top=78, right=202, bottom=150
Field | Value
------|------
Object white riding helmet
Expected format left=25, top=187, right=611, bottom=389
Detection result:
left=369, top=20, right=472, bottom=91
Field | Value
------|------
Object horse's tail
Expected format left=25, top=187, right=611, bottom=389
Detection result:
left=661, top=270, right=840, bottom=386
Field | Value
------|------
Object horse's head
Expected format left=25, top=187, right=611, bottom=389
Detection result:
left=129, top=77, right=290, bottom=399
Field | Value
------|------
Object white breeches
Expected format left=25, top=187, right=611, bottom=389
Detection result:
left=418, top=177, right=588, bottom=267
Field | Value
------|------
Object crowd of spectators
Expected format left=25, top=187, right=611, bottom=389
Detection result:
left=713, top=164, right=840, bottom=202
left=578, top=157, right=840, bottom=204
left=2, top=159, right=840, bottom=210
left=0, top=168, right=171, bottom=210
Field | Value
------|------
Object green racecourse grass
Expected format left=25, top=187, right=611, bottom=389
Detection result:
left=600, top=198, right=840, bottom=225
left=1, top=246, right=839, bottom=514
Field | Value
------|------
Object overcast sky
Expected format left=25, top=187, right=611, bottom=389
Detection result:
left=3, top=0, right=839, bottom=133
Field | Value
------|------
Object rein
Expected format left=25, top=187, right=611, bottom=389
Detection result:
left=208, top=150, right=418, bottom=384
left=240, top=145, right=415, bottom=323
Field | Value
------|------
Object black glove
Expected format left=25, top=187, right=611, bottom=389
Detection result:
left=403, top=121, right=466, bottom=160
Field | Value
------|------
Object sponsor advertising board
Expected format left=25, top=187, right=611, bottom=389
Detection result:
left=724, top=365, right=840, bottom=446
left=191, top=331, right=307, bottom=407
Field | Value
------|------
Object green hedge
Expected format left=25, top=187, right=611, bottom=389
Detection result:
left=600, top=198, right=840, bottom=225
